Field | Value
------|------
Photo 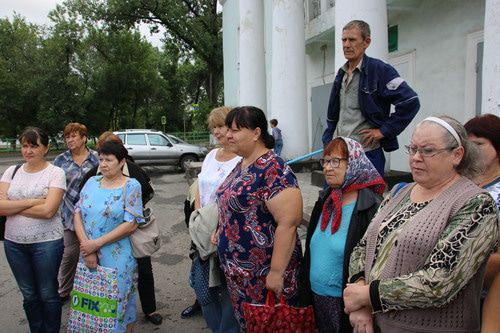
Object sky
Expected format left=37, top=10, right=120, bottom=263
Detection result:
left=0, top=0, right=164, bottom=48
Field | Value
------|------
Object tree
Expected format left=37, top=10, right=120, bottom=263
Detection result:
left=0, top=16, right=42, bottom=140
left=63, top=0, right=223, bottom=108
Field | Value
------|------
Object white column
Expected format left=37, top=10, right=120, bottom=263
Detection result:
left=238, top=0, right=266, bottom=110
left=268, top=0, right=308, bottom=159
left=220, top=0, right=266, bottom=110
left=482, top=0, right=500, bottom=115
left=221, top=0, right=240, bottom=107
left=334, top=0, right=388, bottom=70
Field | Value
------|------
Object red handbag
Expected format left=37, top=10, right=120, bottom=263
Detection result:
left=243, top=291, right=316, bottom=333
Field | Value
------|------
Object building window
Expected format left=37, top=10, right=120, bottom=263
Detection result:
left=388, top=25, right=398, bottom=52
left=309, top=0, right=321, bottom=20
left=329, top=0, right=335, bottom=8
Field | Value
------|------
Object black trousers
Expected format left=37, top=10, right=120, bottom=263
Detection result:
left=137, top=256, right=157, bottom=315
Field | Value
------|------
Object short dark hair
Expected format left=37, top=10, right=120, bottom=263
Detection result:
left=464, top=113, right=500, bottom=156
left=343, top=20, right=371, bottom=39
left=225, top=106, right=275, bottom=149
left=98, top=140, right=128, bottom=161
left=19, top=127, right=49, bottom=147
left=270, top=119, right=278, bottom=127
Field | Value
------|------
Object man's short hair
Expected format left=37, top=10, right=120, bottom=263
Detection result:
left=343, top=20, right=371, bottom=39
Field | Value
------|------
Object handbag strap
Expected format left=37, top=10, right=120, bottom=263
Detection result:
left=265, top=290, right=286, bottom=306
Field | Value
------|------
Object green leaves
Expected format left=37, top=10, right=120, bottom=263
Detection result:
left=0, top=0, right=222, bottom=138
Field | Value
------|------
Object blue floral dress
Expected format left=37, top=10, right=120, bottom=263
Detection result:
left=77, top=176, right=144, bottom=332
left=216, top=150, right=303, bottom=330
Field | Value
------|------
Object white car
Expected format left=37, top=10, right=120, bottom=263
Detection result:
left=114, top=129, right=208, bottom=171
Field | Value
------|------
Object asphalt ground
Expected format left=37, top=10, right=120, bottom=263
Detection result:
left=0, top=159, right=319, bottom=333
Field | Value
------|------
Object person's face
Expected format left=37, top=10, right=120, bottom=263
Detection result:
left=65, top=131, right=86, bottom=152
left=212, top=124, right=229, bottom=146
left=99, top=153, right=124, bottom=178
left=322, top=150, right=348, bottom=188
left=342, top=28, right=370, bottom=63
left=21, top=138, right=48, bottom=164
left=226, top=121, right=260, bottom=156
left=468, top=134, right=499, bottom=171
left=409, top=124, right=464, bottom=188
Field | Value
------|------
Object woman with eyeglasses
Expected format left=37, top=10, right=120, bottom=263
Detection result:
left=344, top=116, right=499, bottom=333
left=300, top=137, right=385, bottom=333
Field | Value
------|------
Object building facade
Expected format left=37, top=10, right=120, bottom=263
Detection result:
left=219, top=0, right=500, bottom=171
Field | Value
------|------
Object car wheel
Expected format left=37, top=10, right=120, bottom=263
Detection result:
left=180, top=154, right=198, bottom=172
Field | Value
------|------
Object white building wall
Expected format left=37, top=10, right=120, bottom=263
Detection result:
left=482, top=0, right=500, bottom=115
left=392, top=0, right=485, bottom=124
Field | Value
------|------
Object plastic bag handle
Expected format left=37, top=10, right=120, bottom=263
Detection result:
left=265, top=290, right=285, bottom=306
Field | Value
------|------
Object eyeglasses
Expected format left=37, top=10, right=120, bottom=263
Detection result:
left=319, top=157, right=347, bottom=168
left=404, top=145, right=457, bottom=157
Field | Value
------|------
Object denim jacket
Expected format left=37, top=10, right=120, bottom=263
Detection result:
left=322, top=54, right=420, bottom=152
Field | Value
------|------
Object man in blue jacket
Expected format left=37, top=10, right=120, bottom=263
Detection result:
left=322, top=20, right=420, bottom=176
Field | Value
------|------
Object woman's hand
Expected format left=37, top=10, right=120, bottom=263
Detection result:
left=349, top=306, right=374, bottom=333
left=344, top=283, right=371, bottom=313
left=210, top=229, right=219, bottom=245
left=266, top=270, right=284, bottom=297
left=80, top=239, right=101, bottom=256
left=84, top=253, right=98, bottom=269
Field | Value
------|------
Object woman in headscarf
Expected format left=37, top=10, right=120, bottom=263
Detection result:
left=300, top=137, right=385, bottom=333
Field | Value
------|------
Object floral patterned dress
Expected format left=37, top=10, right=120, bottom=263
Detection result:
left=77, top=176, right=144, bottom=332
left=216, top=150, right=303, bottom=330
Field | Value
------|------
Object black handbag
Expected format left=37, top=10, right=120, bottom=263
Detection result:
left=0, top=164, right=22, bottom=241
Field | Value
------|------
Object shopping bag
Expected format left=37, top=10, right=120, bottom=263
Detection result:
left=243, top=291, right=316, bottom=333
left=67, top=263, right=119, bottom=332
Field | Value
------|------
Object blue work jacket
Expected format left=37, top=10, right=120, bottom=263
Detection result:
left=322, top=54, right=420, bottom=152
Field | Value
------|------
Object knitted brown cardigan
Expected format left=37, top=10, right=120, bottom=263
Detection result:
left=364, top=177, right=488, bottom=333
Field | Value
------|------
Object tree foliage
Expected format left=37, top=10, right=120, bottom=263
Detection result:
left=0, top=0, right=221, bottom=138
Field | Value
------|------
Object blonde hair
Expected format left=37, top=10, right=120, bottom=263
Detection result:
left=207, top=106, right=232, bottom=129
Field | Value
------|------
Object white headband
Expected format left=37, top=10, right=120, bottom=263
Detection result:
left=423, top=116, right=462, bottom=147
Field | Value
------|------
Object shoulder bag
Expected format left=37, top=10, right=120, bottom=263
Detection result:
left=122, top=184, right=162, bottom=258
left=130, top=206, right=162, bottom=258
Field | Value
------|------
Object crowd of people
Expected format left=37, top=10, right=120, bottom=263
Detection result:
left=0, top=18, right=498, bottom=333
left=0, top=112, right=498, bottom=333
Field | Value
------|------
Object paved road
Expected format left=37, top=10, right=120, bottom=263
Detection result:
left=0, top=158, right=319, bottom=333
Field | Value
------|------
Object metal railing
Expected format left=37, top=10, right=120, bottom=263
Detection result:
left=286, top=149, right=323, bottom=165
left=169, top=132, right=210, bottom=145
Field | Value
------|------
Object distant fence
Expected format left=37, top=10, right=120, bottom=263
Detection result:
left=169, top=132, right=211, bottom=145
left=0, top=138, right=66, bottom=152
left=0, top=138, right=20, bottom=152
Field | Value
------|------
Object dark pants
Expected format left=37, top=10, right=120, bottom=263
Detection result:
left=5, top=239, right=64, bottom=333
left=365, top=147, right=386, bottom=177
left=313, top=293, right=343, bottom=333
left=137, top=256, right=157, bottom=315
